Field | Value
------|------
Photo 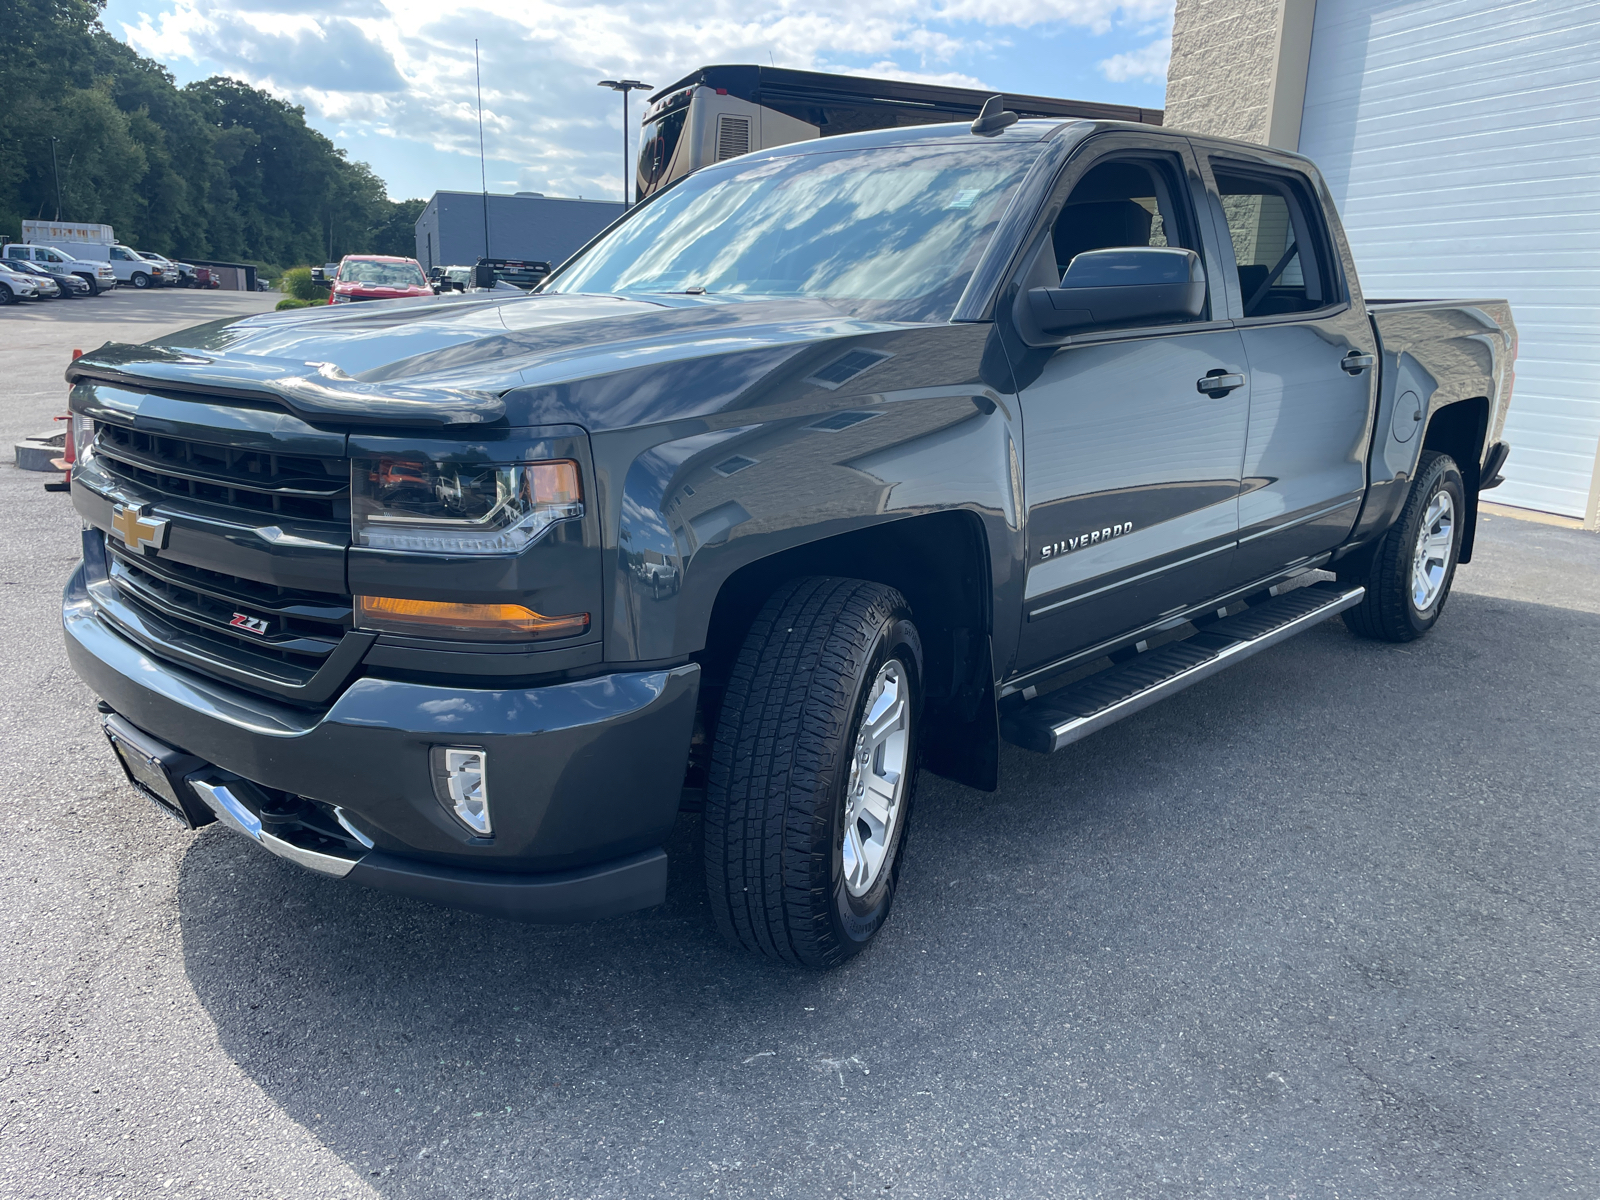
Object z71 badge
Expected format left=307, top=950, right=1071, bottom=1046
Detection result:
left=229, top=612, right=271, bottom=635
left=1040, top=521, right=1134, bottom=559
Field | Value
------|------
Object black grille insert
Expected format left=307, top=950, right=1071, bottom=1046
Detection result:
left=105, top=540, right=350, bottom=678
left=93, top=422, right=349, bottom=524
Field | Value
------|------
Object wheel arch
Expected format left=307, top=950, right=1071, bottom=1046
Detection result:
left=1421, top=396, right=1489, bottom=563
left=694, top=510, right=1000, bottom=792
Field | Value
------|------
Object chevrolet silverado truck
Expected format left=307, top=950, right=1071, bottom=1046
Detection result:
left=63, top=109, right=1515, bottom=968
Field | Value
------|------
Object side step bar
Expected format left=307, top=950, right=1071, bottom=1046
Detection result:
left=1000, top=581, right=1365, bottom=754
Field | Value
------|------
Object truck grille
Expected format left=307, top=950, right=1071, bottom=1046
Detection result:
left=92, top=421, right=349, bottom=525
left=103, top=536, right=351, bottom=686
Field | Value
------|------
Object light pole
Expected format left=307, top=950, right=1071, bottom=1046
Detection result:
left=50, top=136, right=63, bottom=221
left=598, top=79, right=652, bottom=207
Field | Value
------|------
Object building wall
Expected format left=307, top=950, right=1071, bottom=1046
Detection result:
left=1165, top=0, right=1316, bottom=148
left=1298, top=0, right=1600, bottom=523
left=1167, top=0, right=1600, bottom=525
left=414, top=193, right=625, bottom=271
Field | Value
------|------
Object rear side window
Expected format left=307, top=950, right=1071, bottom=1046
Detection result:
left=1212, top=165, right=1338, bottom=317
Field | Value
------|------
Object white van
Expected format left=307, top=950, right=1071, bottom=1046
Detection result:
left=54, top=242, right=168, bottom=288
left=0, top=243, right=117, bottom=295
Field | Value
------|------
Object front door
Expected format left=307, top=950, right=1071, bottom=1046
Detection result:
left=1010, top=139, right=1250, bottom=676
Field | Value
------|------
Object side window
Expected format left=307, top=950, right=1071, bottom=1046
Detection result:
left=1049, top=155, right=1209, bottom=323
left=1052, top=158, right=1194, bottom=273
left=1211, top=165, right=1336, bottom=317
left=110, top=247, right=129, bottom=261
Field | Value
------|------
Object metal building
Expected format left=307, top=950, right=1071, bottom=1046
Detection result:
left=414, top=192, right=624, bottom=274
left=1167, top=0, right=1600, bottom=527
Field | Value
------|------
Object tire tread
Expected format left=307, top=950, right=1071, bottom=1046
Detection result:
left=704, top=577, right=908, bottom=968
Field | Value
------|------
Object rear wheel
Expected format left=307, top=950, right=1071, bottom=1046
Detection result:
left=1341, top=450, right=1465, bottom=642
left=704, top=577, right=922, bottom=969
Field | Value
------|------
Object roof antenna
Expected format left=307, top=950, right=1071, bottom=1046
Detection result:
left=971, top=94, right=1018, bottom=136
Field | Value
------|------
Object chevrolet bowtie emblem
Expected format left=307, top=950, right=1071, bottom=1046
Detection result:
left=110, top=504, right=169, bottom=554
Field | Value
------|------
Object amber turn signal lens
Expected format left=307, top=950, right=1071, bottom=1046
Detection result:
left=355, top=596, right=589, bottom=642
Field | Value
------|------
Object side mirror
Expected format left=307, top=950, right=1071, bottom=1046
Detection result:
left=310, top=267, right=327, bottom=284
left=472, top=262, right=496, bottom=290
left=1026, top=247, right=1206, bottom=335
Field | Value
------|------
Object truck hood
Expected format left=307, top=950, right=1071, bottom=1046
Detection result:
left=66, top=290, right=908, bottom=428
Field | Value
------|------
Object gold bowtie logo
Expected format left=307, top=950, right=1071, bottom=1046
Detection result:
left=110, top=504, right=168, bottom=554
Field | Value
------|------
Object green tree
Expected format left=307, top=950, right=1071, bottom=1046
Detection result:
left=0, top=0, right=411, bottom=268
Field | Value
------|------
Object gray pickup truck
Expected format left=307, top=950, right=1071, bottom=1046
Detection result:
left=63, top=109, right=1514, bottom=968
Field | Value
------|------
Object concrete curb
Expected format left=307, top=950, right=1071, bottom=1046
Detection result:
left=15, top=430, right=66, bottom=472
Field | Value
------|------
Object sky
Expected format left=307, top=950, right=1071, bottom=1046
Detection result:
left=104, top=0, right=1174, bottom=203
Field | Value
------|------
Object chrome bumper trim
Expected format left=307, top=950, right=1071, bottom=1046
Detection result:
left=188, top=776, right=364, bottom=878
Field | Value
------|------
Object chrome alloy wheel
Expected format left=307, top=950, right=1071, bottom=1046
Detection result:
left=1410, top=489, right=1455, bottom=611
left=841, top=659, right=910, bottom=897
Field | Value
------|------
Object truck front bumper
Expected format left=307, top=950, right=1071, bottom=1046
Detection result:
left=64, top=564, right=699, bottom=922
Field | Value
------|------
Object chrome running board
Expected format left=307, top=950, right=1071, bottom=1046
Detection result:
left=1000, top=582, right=1366, bottom=754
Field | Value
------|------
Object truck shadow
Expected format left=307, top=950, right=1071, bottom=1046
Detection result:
left=174, top=587, right=1600, bottom=1196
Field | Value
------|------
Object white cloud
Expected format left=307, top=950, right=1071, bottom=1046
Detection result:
left=123, top=0, right=1173, bottom=199
left=1098, top=34, right=1170, bottom=83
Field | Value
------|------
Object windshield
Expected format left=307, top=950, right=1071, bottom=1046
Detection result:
left=341, top=260, right=426, bottom=288
left=549, top=143, right=1039, bottom=322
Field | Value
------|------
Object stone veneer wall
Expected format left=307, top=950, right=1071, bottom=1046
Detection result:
left=1164, top=0, right=1316, bottom=149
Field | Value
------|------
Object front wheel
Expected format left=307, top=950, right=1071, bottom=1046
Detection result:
left=1341, top=450, right=1465, bottom=642
left=0, top=284, right=12, bottom=306
left=705, top=577, right=923, bottom=969
left=131, top=272, right=149, bottom=289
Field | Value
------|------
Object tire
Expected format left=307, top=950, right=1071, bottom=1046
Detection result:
left=1341, top=450, right=1465, bottom=642
left=131, top=272, right=150, bottom=289
left=705, top=577, right=923, bottom=968
left=0, top=284, right=12, bottom=305
left=73, top=274, right=98, bottom=295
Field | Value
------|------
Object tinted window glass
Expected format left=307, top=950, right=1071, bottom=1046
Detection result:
left=1048, top=154, right=1208, bottom=324
left=341, top=260, right=427, bottom=287
left=1212, top=167, right=1333, bottom=317
left=552, top=143, right=1039, bottom=323
left=637, top=108, right=689, bottom=201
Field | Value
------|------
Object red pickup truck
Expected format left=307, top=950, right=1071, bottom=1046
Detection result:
left=321, top=255, right=433, bottom=304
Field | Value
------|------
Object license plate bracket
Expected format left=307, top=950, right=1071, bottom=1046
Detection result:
left=102, top=713, right=215, bottom=829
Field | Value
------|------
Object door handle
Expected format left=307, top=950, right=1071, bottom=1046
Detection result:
left=1342, top=351, right=1375, bottom=374
left=1196, top=370, right=1246, bottom=396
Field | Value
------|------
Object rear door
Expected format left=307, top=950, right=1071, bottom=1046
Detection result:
left=1008, top=133, right=1250, bottom=677
left=1197, top=150, right=1378, bottom=581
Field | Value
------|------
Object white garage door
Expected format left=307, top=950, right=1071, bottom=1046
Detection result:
left=1298, top=0, right=1600, bottom=521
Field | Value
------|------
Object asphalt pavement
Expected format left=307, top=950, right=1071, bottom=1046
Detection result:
left=2, top=290, right=1596, bottom=1199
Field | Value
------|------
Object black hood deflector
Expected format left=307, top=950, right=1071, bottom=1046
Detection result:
left=65, top=343, right=505, bottom=427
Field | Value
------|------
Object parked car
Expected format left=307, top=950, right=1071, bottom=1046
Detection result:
left=23, top=257, right=93, bottom=297
left=4, top=258, right=67, bottom=298
left=428, top=265, right=473, bottom=293
left=189, top=266, right=220, bottom=289
left=311, top=255, right=433, bottom=303
left=1, top=243, right=116, bottom=294
left=134, top=251, right=195, bottom=287
left=0, top=259, right=41, bottom=303
left=62, top=112, right=1515, bottom=967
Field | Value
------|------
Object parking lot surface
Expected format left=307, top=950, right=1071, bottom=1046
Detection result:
left=2, top=292, right=1596, bottom=1199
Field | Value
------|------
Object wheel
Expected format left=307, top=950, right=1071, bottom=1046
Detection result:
left=705, top=577, right=923, bottom=968
left=131, top=272, right=149, bottom=289
left=0, top=284, right=12, bottom=305
left=73, top=274, right=98, bottom=295
left=1341, top=450, right=1465, bottom=642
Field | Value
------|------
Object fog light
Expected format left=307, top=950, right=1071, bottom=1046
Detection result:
left=433, top=747, right=491, bottom=835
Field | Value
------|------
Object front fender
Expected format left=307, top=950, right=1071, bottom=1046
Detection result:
left=594, top=322, right=1025, bottom=668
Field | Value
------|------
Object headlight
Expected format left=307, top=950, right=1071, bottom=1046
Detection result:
left=351, top=456, right=583, bottom=555
left=70, top=413, right=95, bottom=468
